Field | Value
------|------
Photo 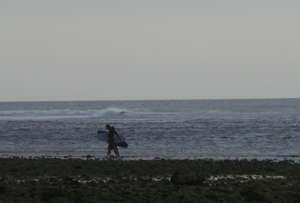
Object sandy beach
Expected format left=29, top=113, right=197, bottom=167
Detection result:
left=0, top=158, right=299, bottom=202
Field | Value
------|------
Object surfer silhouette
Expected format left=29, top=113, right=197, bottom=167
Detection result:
left=106, top=124, right=120, bottom=158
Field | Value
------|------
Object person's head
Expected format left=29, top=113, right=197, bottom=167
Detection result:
left=105, top=124, right=111, bottom=130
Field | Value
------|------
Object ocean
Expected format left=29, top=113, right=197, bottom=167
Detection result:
left=0, top=99, right=299, bottom=160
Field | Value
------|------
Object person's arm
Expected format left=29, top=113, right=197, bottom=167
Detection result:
left=114, top=129, right=121, bottom=140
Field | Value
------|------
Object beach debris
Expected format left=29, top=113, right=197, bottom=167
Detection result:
left=0, top=174, right=286, bottom=186
left=205, top=175, right=286, bottom=185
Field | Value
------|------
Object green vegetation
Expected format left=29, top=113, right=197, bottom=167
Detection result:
left=0, top=158, right=299, bottom=203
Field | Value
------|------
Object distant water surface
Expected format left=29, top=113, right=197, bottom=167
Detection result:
left=0, top=99, right=299, bottom=160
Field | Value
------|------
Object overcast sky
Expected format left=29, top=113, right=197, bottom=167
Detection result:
left=1, top=0, right=300, bottom=101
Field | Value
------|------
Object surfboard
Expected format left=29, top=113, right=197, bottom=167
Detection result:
left=97, top=130, right=128, bottom=148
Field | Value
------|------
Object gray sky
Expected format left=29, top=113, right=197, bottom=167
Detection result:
left=1, top=0, right=300, bottom=101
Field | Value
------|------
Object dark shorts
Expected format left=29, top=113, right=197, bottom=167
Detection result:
left=108, top=142, right=117, bottom=149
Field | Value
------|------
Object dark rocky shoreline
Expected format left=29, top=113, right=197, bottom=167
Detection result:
left=0, top=158, right=300, bottom=203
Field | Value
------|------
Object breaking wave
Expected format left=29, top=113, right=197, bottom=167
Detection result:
left=0, top=107, right=132, bottom=120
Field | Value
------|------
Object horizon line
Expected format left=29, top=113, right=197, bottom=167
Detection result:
left=0, top=97, right=299, bottom=103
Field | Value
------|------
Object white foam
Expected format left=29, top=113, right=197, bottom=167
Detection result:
left=0, top=107, right=132, bottom=120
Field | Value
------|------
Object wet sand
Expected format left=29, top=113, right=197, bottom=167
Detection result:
left=0, top=158, right=300, bottom=202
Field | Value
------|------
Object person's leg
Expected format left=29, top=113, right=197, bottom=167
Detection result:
left=113, top=146, right=120, bottom=157
left=107, top=145, right=112, bottom=157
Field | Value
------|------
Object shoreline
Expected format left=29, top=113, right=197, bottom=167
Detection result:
left=1, top=154, right=300, bottom=162
left=1, top=158, right=299, bottom=176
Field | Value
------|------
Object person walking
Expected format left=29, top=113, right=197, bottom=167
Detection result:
left=105, top=124, right=120, bottom=158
